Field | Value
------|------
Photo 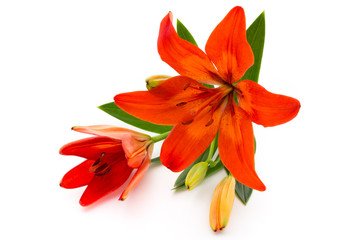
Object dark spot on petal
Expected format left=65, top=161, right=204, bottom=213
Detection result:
left=176, top=102, right=187, bottom=107
left=205, top=119, right=214, bottom=127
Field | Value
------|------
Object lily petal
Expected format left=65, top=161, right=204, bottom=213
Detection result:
left=160, top=98, right=226, bottom=172
left=120, top=144, right=153, bottom=201
left=158, top=12, right=223, bottom=85
left=72, top=125, right=149, bottom=142
left=205, top=6, right=254, bottom=83
left=79, top=159, right=133, bottom=206
left=115, top=76, right=223, bottom=125
left=60, top=160, right=94, bottom=189
left=59, top=136, right=123, bottom=160
left=236, top=80, right=301, bottom=127
left=218, top=102, right=266, bottom=191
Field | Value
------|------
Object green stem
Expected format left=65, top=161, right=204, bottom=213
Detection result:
left=151, top=131, right=171, bottom=143
left=205, top=138, right=216, bottom=163
left=208, top=152, right=221, bottom=168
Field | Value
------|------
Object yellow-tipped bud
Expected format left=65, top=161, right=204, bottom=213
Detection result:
left=185, top=162, right=208, bottom=190
left=145, top=75, right=171, bottom=90
left=209, top=175, right=236, bottom=232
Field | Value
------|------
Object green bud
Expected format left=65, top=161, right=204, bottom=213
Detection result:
left=185, top=162, right=208, bottom=190
left=145, top=75, right=171, bottom=90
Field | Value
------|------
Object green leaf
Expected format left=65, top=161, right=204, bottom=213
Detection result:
left=176, top=19, right=198, bottom=47
left=151, top=157, right=161, bottom=164
left=241, top=11, right=265, bottom=83
left=235, top=181, right=253, bottom=205
left=98, top=102, right=172, bottom=134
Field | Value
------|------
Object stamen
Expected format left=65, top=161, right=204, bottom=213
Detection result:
left=176, top=102, right=187, bottom=107
left=182, top=119, right=194, bottom=125
left=95, top=168, right=111, bottom=177
left=205, top=119, right=214, bottom=127
left=92, top=158, right=101, bottom=167
left=94, top=163, right=108, bottom=173
left=183, top=83, right=190, bottom=90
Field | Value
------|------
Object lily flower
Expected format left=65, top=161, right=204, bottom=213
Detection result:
left=114, top=7, right=300, bottom=191
left=59, top=125, right=153, bottom=206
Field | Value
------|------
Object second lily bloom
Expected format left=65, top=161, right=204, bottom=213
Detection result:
left=59, top=125, right=154, bottom=206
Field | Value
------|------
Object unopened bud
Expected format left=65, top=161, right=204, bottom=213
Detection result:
left=209, top=175, right=236, bottom=232
left=145, top=75, right=171, bottom=90
left=185, top=162, right=208, bottom=190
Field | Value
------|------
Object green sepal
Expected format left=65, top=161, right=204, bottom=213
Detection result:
left=241, top=11, right=265, bottom=83
left=98, top=102, right=172, bottom=134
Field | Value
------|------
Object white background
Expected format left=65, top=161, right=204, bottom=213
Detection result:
left=1, top=0, right=359, bottom=239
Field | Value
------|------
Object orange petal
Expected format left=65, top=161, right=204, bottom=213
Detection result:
left=218, top=102, right=266, bottom=191
left=160, top=98, right=226, bottom=172
left=79, top=159, right=133, bottom=206
left=115, top=76, right=223, bottom=125
left=236, top=80, right=301, bottom=127
left=119, top=144, right=153, bottom=201
left=60, top=160, right=94, bottom=189
left=72, top=125, right=149, bottom=142
left=59, top=136, right=123, bottom=160
left=158, top=12, right=223, bottom=85
left=205, top=6, right=254, bottom=83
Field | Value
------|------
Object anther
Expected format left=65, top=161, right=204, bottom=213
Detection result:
left=94, top=163, right=108, bottom=173
left=92, top=158, right=101, bottom=167
left=182, top=119, right=194, bottom=125
left=183, top=83, right=190, bottom=90
left=205, top=119, right=214, bottom=127
left=176, top=102, right=187, bottom=107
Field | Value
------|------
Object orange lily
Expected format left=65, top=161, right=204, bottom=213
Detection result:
left=59, top=125, right=153, bottom=206
left=114, top=7, right=300, bottom=191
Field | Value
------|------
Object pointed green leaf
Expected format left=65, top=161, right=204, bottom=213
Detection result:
left=235, top=181, right=253, bottom=205
left=241, top=11, right=265, bottom=83
left=176, top=19, right=198, bottom=47
left=98, top=102, right=172, bottom=134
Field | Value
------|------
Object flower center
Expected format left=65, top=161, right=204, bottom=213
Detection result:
left=89, top=152, right=121, bottom=176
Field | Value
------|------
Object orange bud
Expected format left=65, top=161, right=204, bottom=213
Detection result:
left=209, top=175, right=236, bottom=232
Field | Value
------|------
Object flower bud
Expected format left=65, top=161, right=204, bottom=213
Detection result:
left=145, top=75, right=171, bottom=90
left=185, top=162, right=208, bottom=190
left=209, top=175, right=236, bottom=232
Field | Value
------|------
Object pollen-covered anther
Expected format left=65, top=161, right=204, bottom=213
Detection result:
left=183, top=83, right=190, bottom=90
left=182, top=119, right=194, bottom=125
left=176, top=102, right=187, bottom=107
left=205, top=119, right=214, bottom=127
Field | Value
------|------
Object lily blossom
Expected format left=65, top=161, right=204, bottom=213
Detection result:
left=59, top=125, right=153, bottom=206
left=114, top=7, right=300, bottom=191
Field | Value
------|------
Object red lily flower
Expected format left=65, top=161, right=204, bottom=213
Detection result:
left=114, top=7, right=300, bottom=191
left=59, top=125, right=153, bottom=206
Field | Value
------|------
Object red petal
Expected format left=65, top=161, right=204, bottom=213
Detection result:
left=158, top=12, right=223, bottom=85
left=115, top=76, right=224, bottom=125
left=218, top=103, right=266, bottom=191
left=236, top=80, right=301, bottom=127
left=59, top=136, right=123, bottom=160
left=205, top=6, right=254, bottom=83
left=79, top=159, right=133, bottom=206
left=160, top=97, right=227, bottom=172
left=120, top=145, right=153, bottom=201
left=60, top=160, right=94, bottom=189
